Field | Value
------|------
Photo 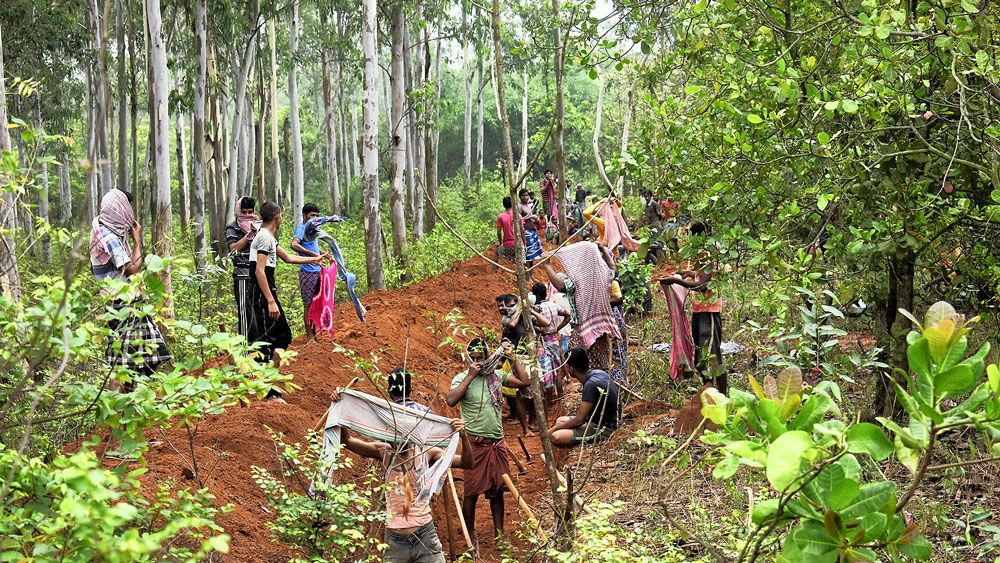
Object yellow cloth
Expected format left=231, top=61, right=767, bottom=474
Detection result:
left=611, top=280, right=622, bottom=300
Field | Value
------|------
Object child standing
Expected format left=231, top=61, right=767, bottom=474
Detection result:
left=249, top=202, right=328, bottom=401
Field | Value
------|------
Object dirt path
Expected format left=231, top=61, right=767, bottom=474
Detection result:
left=129, top=253, right=562, bottom=562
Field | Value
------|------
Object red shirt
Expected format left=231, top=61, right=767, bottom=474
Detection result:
left=496, top=211, right=524, bottom=248
left=661, top=200, right=679, bottom=221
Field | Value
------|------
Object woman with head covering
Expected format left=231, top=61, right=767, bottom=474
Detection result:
left=225, top=196, right=259, bottom=340
left=90, top=189, right=172, bottom=459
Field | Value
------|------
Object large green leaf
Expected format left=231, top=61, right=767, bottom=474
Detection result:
left=724, top=440, right=767, bottom=467
left=790, top=520, right=841, bottom=559
left=935, top=364, right=975, bottom=401
left=839, top=481, right=896, bottom=518
left=789, top=393, right=831, bottom=431
left=713, top=455, right=739, bottom=479
left=846, top=423, right=894, bottom=461
left=700, top=387, right=729, bottom=425
left=766, top=430, right=814, bottom=491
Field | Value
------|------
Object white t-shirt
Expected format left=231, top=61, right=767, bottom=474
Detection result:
left=249, top=228, right=278, bottom=268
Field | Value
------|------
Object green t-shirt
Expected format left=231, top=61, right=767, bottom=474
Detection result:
left=450, top=369, right=511, bottom=439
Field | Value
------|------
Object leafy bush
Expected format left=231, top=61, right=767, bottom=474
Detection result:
left=701, top=301, right=998, bottom=562
left=252, top=429, right=384, bottom=563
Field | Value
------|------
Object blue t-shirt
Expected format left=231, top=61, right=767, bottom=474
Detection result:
left=293, top=223, right=321, bottom=273
left=580, top=370, right=621, bottom=429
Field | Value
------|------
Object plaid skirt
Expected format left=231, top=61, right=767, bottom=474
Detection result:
left=106, top=308, right=171, bottom=376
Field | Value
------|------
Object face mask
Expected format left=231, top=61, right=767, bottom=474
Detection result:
left=528, top=295, right=537, bottom=306
left=505, top=305, right=517, bottom=316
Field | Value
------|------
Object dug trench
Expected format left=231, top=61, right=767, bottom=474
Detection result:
left=114, top=251, right=684, bottom=562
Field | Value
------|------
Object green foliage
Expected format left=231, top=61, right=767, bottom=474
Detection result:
left=252, top=429, right=384, bottom=563
left=702, top=302, right=1000, bottom=561
left=617, top=253, right=652, bottom=312
left=0, top=445, right=230, bottom=561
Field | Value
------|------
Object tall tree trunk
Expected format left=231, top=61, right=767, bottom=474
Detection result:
left=147, top=0, right=173, bottom=318
left=552, top=0, right=568, bottom=241
left=90, top=0, right=113, bottom=195
left=115, top=0, right=129, bottom=192
left=288, top=0, right=305, bottom=226
left=208, top=43, right=227, bottom=257
left=462, top=4, right=473, bottom=184
left=239, top=90, right=252, bottom=197
left=175, top=111, right=190, bottom=232
left=336, top=12, right=351, bottom=191
left=425, top=20, right=441, bottom=232
left=402, top=25, right=415, bottom=225
left=256, top=56, right=266, bottom=204
left=192, top=0, right=206, bottom=272
left=86, top=67, right=99, bottom=220
left=519, top=67, right=529, bottom=178
left=227, top=39, right=257, bottom=224
left=412, top=18, right=425, bottom=240
left=58, top=153, right=72, bottom=224
left=128, top=0, right=139, bottom=199
left=361, top=0, right=386, bottom=290
left=488, top=0, right=564, bottom=533
left=350, top=102, right=360, bottom=201
left=320, top=9, right=340, bottom=215
left=476, top=55, right=484, bottom=193
left=34, top=105, right=51, bottom=261
left=268, top=19, right=280, bottom=204
left=388, top=6, right=407, bottom=258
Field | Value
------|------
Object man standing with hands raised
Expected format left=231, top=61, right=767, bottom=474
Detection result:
left=446, top=338, right=530, bottom=549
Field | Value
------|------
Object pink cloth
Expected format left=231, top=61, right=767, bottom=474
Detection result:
left=235, top=196, right=258, bottom=239
left=89, top=189, right=135, bottom=266
left=306, top=262, right=338, bottom=335
left=663, top=281, right=694, bottom=380
left=554, top=242, right=620, bottom=349
left=495, top=210, right=522, bottom=247
left=600, top=202, right=641, bottom=253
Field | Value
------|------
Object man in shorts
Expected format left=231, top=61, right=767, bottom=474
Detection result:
left=549, top=349, right=621, bottom=447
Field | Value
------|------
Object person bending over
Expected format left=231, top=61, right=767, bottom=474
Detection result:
left=549, top=349, right=621, bottom=448
left=330, top=389, right=472, bottom=563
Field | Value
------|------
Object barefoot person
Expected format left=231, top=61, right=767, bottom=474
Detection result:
left=549, top=349, right=621, bottom=448
left=329, top=388, right=473, bottom=563
left=248, top=202, right=328, bottom=401
left=446, top=339, right=530, bottom=548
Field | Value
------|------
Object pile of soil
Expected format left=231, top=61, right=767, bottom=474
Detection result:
left=669, top=384, right=717, bottom=436
left=119, top=251, right=575, bottom=562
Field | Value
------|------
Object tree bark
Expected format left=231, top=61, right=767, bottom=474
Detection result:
left=388, top=6, right=407, bottom=258
left=519, top=67, right=529, bottom=178
left=361, top=0, right=386, bottom=290
left=89, top=0, right=113, bottom=195
left=336, top=14, right=350, bottom=191
left=552, top=0, right=568, bottom=241
left=227, top=35, right=257, bottom=224
left=175, top=111, right=190, bottom=232
left=268, top=19, right=280, bottom=204
left=412, top=17, right=426, bottom=240
left=321, top=8, right=340, bottom=215
left=476, top=54, right=484, bottom=193
left=192, top=0, right=206, bottom=272
left=403, top=24, right=415, bottom=225
left=462, top=4, right=473, bottom=184
left=147, top=0, right=172, bottom=317
left=489, top=0, right=563, bottom=525
left=425, top=19, right=441, bottom=232
left=288, top=0, right=305, bottom=226
left=351, top=102, right=360, bottom=195
left=34, top=105, right=51, bottom=261
left=58, top=154, right=72, bottom=224
left=115, top=0, right=129, bottom=193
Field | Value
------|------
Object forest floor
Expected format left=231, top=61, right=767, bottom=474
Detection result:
left=92, top=248, right=1000, bottom=562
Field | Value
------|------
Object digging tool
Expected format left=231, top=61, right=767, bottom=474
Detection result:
left=313, top=376, right=361, bottom=432
left=501, top=474, right=547, bottom=542
left=507, top=445, right=527, bottom=474
left=447, top=470, right=474, bottom=551
left=615, top=380, right=646, bottom=402
left=516, top=435, right=532, bottom=461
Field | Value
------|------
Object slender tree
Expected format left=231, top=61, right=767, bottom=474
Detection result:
left=115, top=0, right=128, bottom=192
left=320, top=7, right=340, bottom=215
left=288, top=0, right=304, bottom=226
left=552, top=0, right=568, bottom=241
left=361, top=0, right=385, bottom=290
left=226, top=30, right=258, bottom=223
left=268, top=18, right=280, bottom=203
left=34, top=105, right=50, bottom=261
left=462, top=3, right=473, bottom=183
left=175, top=111, right=190, bottom=232
left=146, top=0, right=172, bottom=317
left=388, top=5, right=407, bottom=258
left=192, top=0, right=207, bottom=273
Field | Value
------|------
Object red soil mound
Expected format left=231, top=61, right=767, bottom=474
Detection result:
left=127, top=251, right=566, bottom=561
